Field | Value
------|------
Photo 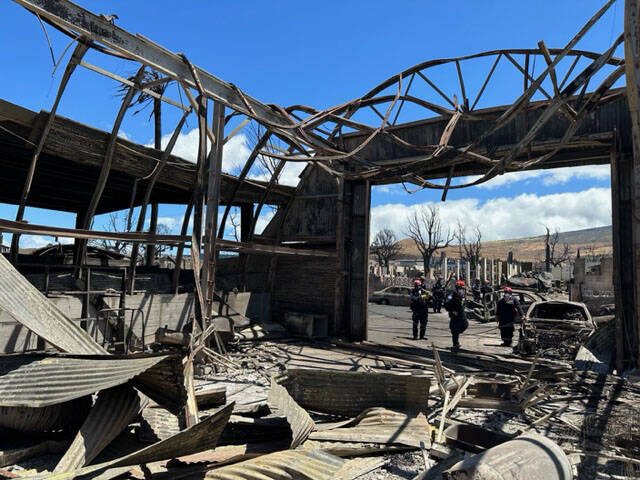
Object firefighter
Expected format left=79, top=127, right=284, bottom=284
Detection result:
left=472, top=278, right=482, bottom=302
left=409, top=279, right=430, bottom=340
left=444, top=280, right=469, bottom=352
left=432, top=275, right=445, bottom=313
left=481, top=279, right=493, bottom=304
left=495, top=286, right=525, bottom=346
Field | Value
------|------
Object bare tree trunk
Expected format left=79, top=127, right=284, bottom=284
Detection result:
left=423, top=254, right=432, bottom=277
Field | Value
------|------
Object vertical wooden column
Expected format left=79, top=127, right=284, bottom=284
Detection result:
left=201, top=102, right=225, bottom=323
left=146, top=98, right=162, bottom=266
left=611, top=143, right=637, bottom=371
left=240, top=204, right=253, bottom=242
left=624, top=0, right=640, bottom=368
left=336, top=179, right=370, bottom=341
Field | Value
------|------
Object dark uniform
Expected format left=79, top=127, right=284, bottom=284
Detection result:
left=481, top=282, right=493, bottom=305
left=495, top=296, right=524, bottom=346
left=432, top=279, right=445, bottom=313
left=444, top=289, right=468, bottom=349
left=472, top=279, right=481, bottom=302
left=410, top=285, right=429, bottom=340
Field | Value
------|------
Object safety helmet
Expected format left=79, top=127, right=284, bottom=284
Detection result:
left=456, top=280, right=466, bottom=287
left=503, top=286, right=513, bottom=293
left=414, top=279, right=422, bottom=285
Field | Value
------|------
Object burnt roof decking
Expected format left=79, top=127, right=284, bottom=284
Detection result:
left=0, top=99, right=294, bottom=214
left=341, top=89, right=630, bottom=185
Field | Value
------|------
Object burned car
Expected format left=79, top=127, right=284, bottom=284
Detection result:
left=467, top=289, right=546, bottom=323
left=516, top=300, right=596, bottom=360
left=370, top=286, right=413, bottom=306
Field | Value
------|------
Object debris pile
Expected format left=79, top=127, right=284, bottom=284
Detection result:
left=0, top=258, right=638, bottom=479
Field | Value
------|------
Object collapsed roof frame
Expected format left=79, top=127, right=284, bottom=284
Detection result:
left=5, top=0, right=625, bottom=341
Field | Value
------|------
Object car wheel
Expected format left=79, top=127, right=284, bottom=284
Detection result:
left=382, top=299, right=390, bottom=305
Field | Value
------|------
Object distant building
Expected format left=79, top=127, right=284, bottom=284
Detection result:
left=571, top=256, right=614, bottom=313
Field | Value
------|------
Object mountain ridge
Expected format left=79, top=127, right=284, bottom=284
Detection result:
left=395, top=225, right=612, bottom=262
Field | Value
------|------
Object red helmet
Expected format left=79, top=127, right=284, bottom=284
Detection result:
left=456, top=280, right=466, bottom=287
left=503, top=286, right=513, bottom=293
left=414, top=279, right=422, bottom=285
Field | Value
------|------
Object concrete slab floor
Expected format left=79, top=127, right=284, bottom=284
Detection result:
left=368, top=302, right=520, bottom=356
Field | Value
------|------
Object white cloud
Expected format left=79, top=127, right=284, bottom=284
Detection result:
left=153, top=129, right=251, bottom=174
left=157, top=216, right=180, bottom=231
left=254, top=209, right=276, bottom=235
left=370, top=187, right=612, bottom=242
left=20, top=235, right=74, bottom=249
left=463, top=165, right=610, bottom=190
left=153, top=128, right=306, bottom=186
left=276, top=162, right=306, bottom=186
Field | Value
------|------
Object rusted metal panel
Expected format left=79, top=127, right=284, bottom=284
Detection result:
left=54, top=385, right=147, bottom=473
left=277, top=369, right=430, bottom=417
left=267, top=378, right=315, bottom=448
left=200, top=449, right=382, bottom=480
left=0, top=353, right=184, bottom=411
left=0, top=254, right=105, bottom=354
left=309, top=407, right=431, bottom=449
left=31, top=403, right=234, bottom=479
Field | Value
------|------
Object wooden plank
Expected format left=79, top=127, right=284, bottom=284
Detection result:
left=0, top=219, right=336, bottom=257
left=10, top=41, right=88, bottom=259
left=201, top=102, right=225, bottom=322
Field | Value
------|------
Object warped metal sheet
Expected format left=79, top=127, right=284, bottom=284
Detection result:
left=302, top=439, right=410, bottom=457
left=308, top=407, right=431, bottom=449
left=0, top=254, right=105, bottom=354
left=201, top=449, right=382, bottom=480
left=0, top=397, right=91, bottom=432
left=54, top=385, right=147, bottom=473
left=0, top=353, right=185, bottom=411
left=0, top=439, right=69, bottom=468
left=267, top=378, right=315, bottom=448
left=28, top=403, right=234, bottom=480
left=278, top=369, right=430, bottom=417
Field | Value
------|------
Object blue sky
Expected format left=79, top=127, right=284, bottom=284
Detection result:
left=0, top=0, right=621, bottom=248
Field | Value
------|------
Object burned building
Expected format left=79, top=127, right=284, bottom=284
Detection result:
left=0, top=0, right=639, bottom=478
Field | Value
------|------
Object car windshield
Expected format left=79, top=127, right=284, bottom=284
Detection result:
left=531, top=303, right=586, bottom=322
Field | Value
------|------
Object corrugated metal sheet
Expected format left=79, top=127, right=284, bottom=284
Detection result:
left=0, top=439, right=69, bottom=468
left=308, top=407, right=431, bottom=448
left=0, top=397, right=91, bottom=432
left=0, top=255, right=105, bottom=354
left=267, top=378, right=315, bottom=448
left=54, top=385, right=147, bottom=473
left=138, top=405, right=184, bottom=443
left=28, top=403, right=234, bottom=480
left=0, top=353, right=184, bottom=411
left=302, top=439, right=410, bottom=457
left=200, top=449, right=382, bottom=480
left=278, top=369, right=430, bottom=417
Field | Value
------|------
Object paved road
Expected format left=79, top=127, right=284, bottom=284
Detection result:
left=367, top=302, right=519, bottom=355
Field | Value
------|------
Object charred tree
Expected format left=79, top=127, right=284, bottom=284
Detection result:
left=370, top=229, right=402, bottom=273
left=406, top=206, right=454, bottom=277
left=456, top=222, right=482, bottom=278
